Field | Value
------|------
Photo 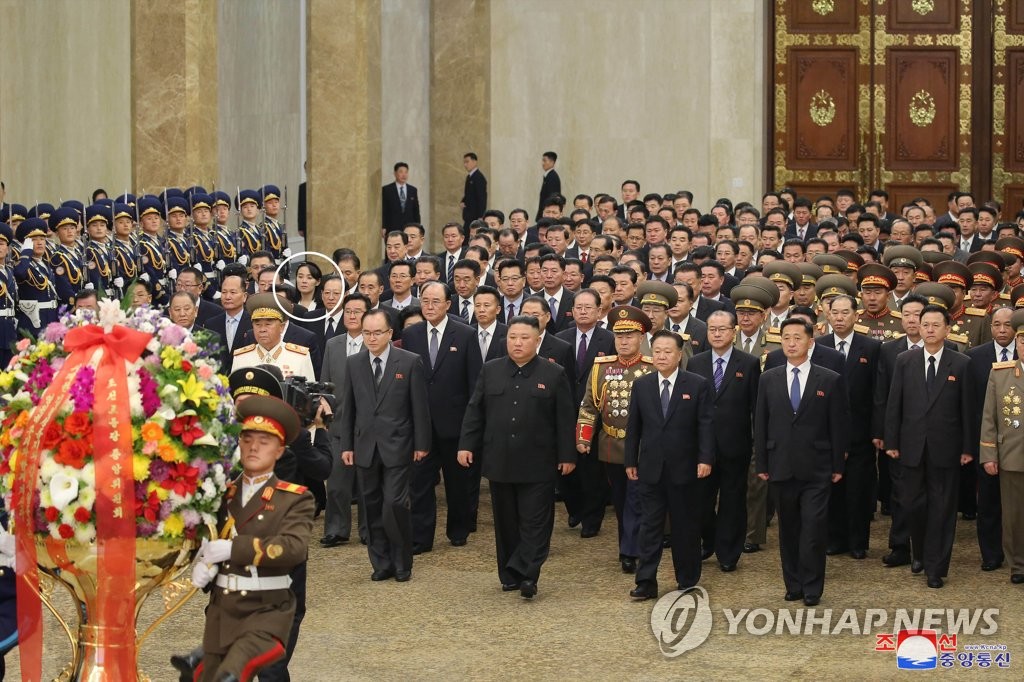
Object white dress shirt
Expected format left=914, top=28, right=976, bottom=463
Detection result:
left=833, top=331, right=855, bottom=357
left=786, top=357, right=813, bottom=401
left=658, top=368, right=680, bottom=398
left=346, top=333, right=364, bottom=356
left=924, top=346, right=944, bottom=381
left=478, top=320, right=498, bottom=358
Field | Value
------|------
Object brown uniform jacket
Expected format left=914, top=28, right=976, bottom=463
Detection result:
left=980, top=360, right=1024, bottom=472
left=576, top=355, right=655, bottom=464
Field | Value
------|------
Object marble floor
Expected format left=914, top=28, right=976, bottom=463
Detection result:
left=10, top=488, right=1023, bottom=680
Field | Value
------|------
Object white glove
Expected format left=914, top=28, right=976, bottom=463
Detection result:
left=238, top=255, right=249, bottom=266
left=204, top=538, right=232, bottom=563
left=169, top=268, right=178, bottom=280
left=113, top=277, right=125, bottom=288
left=0, top=530, right=16, bottom=570
left=191, top=560, right=218, bottom=588
left=22, top=239, right=33, bottom=253
left=216, top=259, right=226, bottom=271
left=139, top=272, right=151, bottom=282
left=84, top=283, right=95, bottom=290
left=283, top=248, right=292, bottom=258
left=213, top=291, right=222, bottom=300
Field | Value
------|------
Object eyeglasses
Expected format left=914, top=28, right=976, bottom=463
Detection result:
left=707, top=327, right=734, bottom=334
left=363, top=330, right=392, bottom=339
left=572, top=305, right=597, bottom=313
left=499, top=276, right=524, bottom=283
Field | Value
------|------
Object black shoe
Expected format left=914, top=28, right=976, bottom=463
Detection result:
left=743, top=543, right=760, bottom=553
left=520, top=580, right=538, bottom=599
left=720, top=563, right=737, bottom=572
left=701, top=547, right=715, bottom=561
left=677, top=583, right=697, bottom=591
left=170, top=649, right=203, bottom=680
left=630, top=584, right=658, bottom=601
left=620, top=557, right=637, bottom=574
left=412, top=545, right=432, bottom=556
left=319, top=534, right=348, bottom=548
left=982, top=560, right=1003, bottom=571
left=962, top=511, right=977, bottom=521
left=826, top=545, right=849, bottom=556
left=882, top=551, right=910, bottom=567
left=662, top=536, right=671, bottom=548
left=784, top=591, right=803, bottom=601
left=567, top=515, right=581, bottom=529
left=450, top=537, right=467, bottom=547
left=850, top=549, right=867, bottom=560
left=371, top=569, right=395, bottom=581
left=803, top=595, right=820, bottom=606
left=469, top=522, right=478, bottom=533
left=360, top=537, right=368, bottom=545
left=911, top=560, right=924, bottom=574
left=395, top=570, right=411, bottom=582
left=927, top=576, right=944, bottom=588
left=1011, top=574, right=1024, bottom=584
left=580, top=528, right=599, bottom=539
left=501, top=582, right=522, bottom=592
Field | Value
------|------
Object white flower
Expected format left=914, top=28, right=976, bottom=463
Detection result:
left=75, top=525, right=96, bottom=544
left=49, top=472, right=79, bottom=510
left=39, top=457, right=60, bottom=483
left=201, top=512, right=217, bottom=528
left=79, top=462, right=95, bottom=485
left=97, top=299, right=125, bottom=332
left=212, top=464, right=226, bottom=487
left=156, top=405, right=177, bottom=421
left=146, top=339, right=161, bottom=355
left=77, top=486, right=96, bottom=510
left=39, top=488, right=53, bottom=508
left=192, top=433, right=219, bottom=447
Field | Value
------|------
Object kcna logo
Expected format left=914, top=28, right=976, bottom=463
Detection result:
left=649, top=587, right=713, bottom=657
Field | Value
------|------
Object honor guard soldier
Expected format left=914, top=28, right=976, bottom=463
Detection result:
left=933, top=260, right=990, bottom=349
left=233, top=293, right=316, bottom=379
left=761, top=262, right=801, bottom=332
left=137, top=196, right=170, bottom=306
left=200, top=193, right=238, bottom=271
left=110, top=203, right=139, bottom=300
left=28, top=204, right=56, bottom=261
left=190, top=194, right=220, bottom=300
left=164, top=195, right=193, bottom=282
left=212, top=191, right=233, bottom=230
left=883, top=245, right=924, bottom=310
left=0, top=224, right=18, bottom=369
left=575, top=306, right=655, bottom=574
left=115, top=194, right=141, bottom=249
left=235, top=190, right=265, bottom=267
left=13, top=218, right=58, bottom=337
left=979, top=309, right=1024, bottom=584
left=47, top=207, right=85, bottom=308
left=189, top=394, right=314, bottom=682
left=84, top=204, right=114, bottom=293
left=0, top=205, right=26, bottom=234
left=732, top=279, right=781, bottom=367
left=856, top=263, right=903, bottom=341
left=996, top=236, right=1024, bottom=301
left=260, top=185, right=290, bottom=265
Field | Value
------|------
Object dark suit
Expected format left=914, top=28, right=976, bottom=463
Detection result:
left=205, top=311, right=252, bottom=373
left=542, top=288, right=576, bottom=334
left=556, top=325, right=616, bottom=532
left=381, top=182, right=421, bottom=233
left=667, top=317, right=709, bottom=355
left=689, top=349, right=761, bottom=566
left=459, top=356, right=575, bottom=585
left=401, top=318, right=481, bottom=548
left=966, top=342, right=1017, bottom=566
left=196, top=298, right=223, bottom=325
left=625, top=370, right=714, bottom=589
left=884, top=348, right=974, bottom=580
left=474, top=322, right=508, bottom=362
left=815, top=333, right=881, bottom=553
left=461, top=170, right=487, bottom=228
left=338, top=347, right=431, bottom=575
left=693, top=297, right=728, bottom=323
left=755, top=363, right=848, bottom=599
left=538, top=332, right=575, bottom=384
left=296, top=310, right=346, bottom=364
left=321, top=335, right=366, bottom=544
left=539, top=170, right=561, bottom=218
left=784, top=223, right=819, bottom=241
left=764, top=343, right=847, bottom=376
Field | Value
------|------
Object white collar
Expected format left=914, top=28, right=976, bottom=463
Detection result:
left=429, top=315, right=448, bottom=338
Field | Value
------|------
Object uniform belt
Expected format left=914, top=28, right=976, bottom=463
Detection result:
left=205, top=271, right=217, bottom=279
left=0, top=310, right=12, bottom=318
left=214, top=572, right=292, bottom=592
left=36, top=301, right=56, bottom=310
left=602, top=423, right=626, bottom=439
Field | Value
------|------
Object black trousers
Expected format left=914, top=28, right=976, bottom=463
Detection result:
left=699, top=452, right=749, bottom=566
left=977, top=461, right=1004, bottom=564
left=771, top=478, right=830, bottom=598
left=490, top=480, right=555, bottom=585
left=257, top=561, right=307, bottom=682
left=358, top=451, right=412, bottom=573
left=568, top=450, right=610, bottom=533
left=827, top=444, right=876, bottom=551
left=901, top=458, right=959, bottom=580
left=887, top=456, right=911, bottom=553
left=411, top=434, right=473, bottom=549
left=958, top=459, right=978, bottom=515
left=605, top=462, right=641, bottom=558
left=877, top=449, right=892, bottom=507
left=635, top=476, right=703, bottom=590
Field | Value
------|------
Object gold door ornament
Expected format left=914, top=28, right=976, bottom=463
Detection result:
left=812, top=0, right=835, bottom=16
left=809, top=89, right=837, bottom=127
left=908, top=89, right=936, bottom=127
left=911, top=0, right=936, bottom=16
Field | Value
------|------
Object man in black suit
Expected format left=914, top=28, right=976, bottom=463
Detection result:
left=538, top=152, right=561, bottom=219
left=784, top=198, right=818, bottom=242
left=205, top=273, right=252, bottom=373
left=296, top=275, right=346, bottom=361
left=764, top=306, right=847, bottom=376
left=556, top=289, right=616, bottom=536
left=460, top=152, right=487, bottom=229
left=815, top=294, right=881, bottom=559
left=755, top=318, right=849, bottom=606
left=885, top=305, right=975, bottom=588
left=381, top=162, right=420, bottom=238
left=625, top=330, right=714, bottom=599
left=965, top=307, right=1017, bottom=571
left=400, top=282, right=481, bottom=551
left=458, top=316, right=576, bottom=599
left=521, top=296, right=575, bottom=379
left=338, top=310, right=431, bottom=582
left=538, top=253, right=576, bottom=333
left=473, top=285, right=507, bottom=362
left=690, top=310, right=761, bottom=572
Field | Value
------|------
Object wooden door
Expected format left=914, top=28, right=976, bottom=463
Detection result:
left=993, top=0, right=1024, bottom=215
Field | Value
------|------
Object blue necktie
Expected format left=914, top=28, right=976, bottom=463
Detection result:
left=714, top=358, right=724, bottom=391
left=790, top=367, right=801, bottom=412
left=1001, top=348, right=1009, bottom=362
left=661, top=379, right=671, bottom=417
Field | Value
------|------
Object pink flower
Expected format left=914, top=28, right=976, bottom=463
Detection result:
left=15, top=339, right=30, bottom=352
left=42, top=322, right=69, bottom=343
left=182, top=341, right=199, bottom=355
left=197, top=365, right=214, bottom=381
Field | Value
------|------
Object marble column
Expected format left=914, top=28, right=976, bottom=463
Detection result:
left=130, top=0, right=219, bottom=193
left=306, top=0, right=381, bottom=263
left=430, top=0, right=491, bottom=229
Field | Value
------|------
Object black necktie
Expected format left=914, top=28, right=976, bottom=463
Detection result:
left=927, top=355, right=937, bottom=394
left=327, top=317, right=336, bottom=337
left=373, top=357, right=383, bottom=387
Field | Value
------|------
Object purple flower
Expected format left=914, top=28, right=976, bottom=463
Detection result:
left=26, top=359, right=56, bottom=404
left=137, top=367, right=161, bottom=417
left=69, top=366, right=96, bottom=412
left=42, top=321, right=69, bottom=344
left=136, top=520, right=158, bottom=536
left=149, top=459, right=171, bottom=481
left=181, top=508, right=201, bottom=527
left=190, top=459, right=209, bottom=478
left=159, top=499, right=173, bottom=520
left=159, top=324, right=187, bottom=347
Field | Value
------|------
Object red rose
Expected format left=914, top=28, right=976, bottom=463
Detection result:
left=74, top=507, right=91, bottom=523
left=55, top=439, right=89, bottom=469
left=63, top=412, right=92, bottom=437
left=40, top=422, right=63, bottom=450
left=44, top=506, right=59, bottom=522
left=181, top=360, right=193, bottom=372
left=58, top=524, right=75, bottom=539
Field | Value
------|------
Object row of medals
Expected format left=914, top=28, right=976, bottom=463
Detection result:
left=1003, top=388, right=1022, bottom=429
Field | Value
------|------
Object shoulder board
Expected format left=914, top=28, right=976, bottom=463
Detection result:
left=284, top=342, right=309, bottom=354
left=233, top=343, right=257, bottom=355
left=641, top=355, right=654, bottom=363
left=992, top=360, right=1017, bottom=370
left=947, top=332, right=969, bottom=344
left=856, top=309, right=865, bottom=315
left=275, top=481, right=309, bottom=494
left=890, top=310, right=902, bottom=318
left=594, top=355, right=617, bottom=364
left=965, top=307, right=988, bottom=316
left=853, top=324, right=870, bottom=334
left=765, top=333, right=781, bottom=343
left=998, top=292, right=1011, bottom=300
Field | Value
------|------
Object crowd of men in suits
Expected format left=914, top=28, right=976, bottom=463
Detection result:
left=5, top=166, right=1024, bottom=614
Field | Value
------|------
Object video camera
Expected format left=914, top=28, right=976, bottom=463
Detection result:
left=282, top=376, right=336, bottom=427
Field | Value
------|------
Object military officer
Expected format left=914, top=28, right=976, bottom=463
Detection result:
left=165, top=195, right=193, bottom=281
left=190, top=394, right=314, bottom=681
left=637, top=281, right=685, bottom=360
left=190, top=194, right=221, bottom=301
left=233, top=293, right=316, bottom=379
left=576, top=306, right=655, bottom=574
left=261, top=184, right=290, bottom=265
left=761, top=262, right=801, bottom=332
left=996, top=237, right=1024, bottom=302
left=13, top=218, right=58, bottom=336
left=979, top=309, right=1024, bottom=584
left=968, top=260, right=1005, bottom=314
left=1011, top=283, right=1024, bottom=310
left=934, top=260, right=990, bottom=349
left=110, top=203, right=139, bottom=300
left=883, top=245, right=924, bottom=310
left=235, top=190, right=265, bottom=267
left=816, top=274, right=862, bottom=337
left=0, top=224, right=18, bottom=369
left=47, top=207, right=85, bottom=308
left=84, top=204, right=114, bottom=294
left=835, top=249, right=865, bottom=285
left=793, top=262, right=822, bottom=309
left=856, top=263, right=903, bottom=341
left=136, top=196, right=170, bottom=306
left=732, top=279, right=781, bottom=368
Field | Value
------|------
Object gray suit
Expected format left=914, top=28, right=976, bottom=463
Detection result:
left=339, top=346, right=432, bottom=573
left=321, top=335, right=367, bottom=542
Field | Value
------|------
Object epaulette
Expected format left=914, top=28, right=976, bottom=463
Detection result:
left=998, top=292, right=1011, bottom=300
left=765, top=332, right=782, bottom=343
left=233, top=343, right=257, bottom=355
left=284, top=342, right=309, bottom=354
left=853, top=324, right=870, bottom=334
left=947, top=332, right=969, bottom=345
left=641, top=355, right=654, bottom=363
left=275, top=481, right=308, bottom=494
left=890, top=310, right=902, bottom=318
left=965, top=307, right=988, bottom=316
left=891, top=332, right=906, bottom=339
left=991, top=360, right=1017, bottom=370
left=856, top=309, right=865, bottom=315
left=594, top=355, right=617, bottom=364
